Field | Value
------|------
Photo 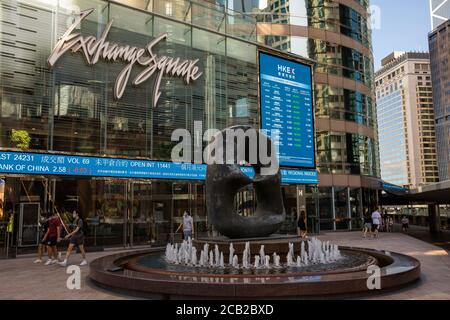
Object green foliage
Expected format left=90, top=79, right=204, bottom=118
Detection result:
left=11, top=129, right=31, bottom=150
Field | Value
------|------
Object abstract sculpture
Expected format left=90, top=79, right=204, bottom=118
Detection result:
left=205, top=125, right=286, bottom=239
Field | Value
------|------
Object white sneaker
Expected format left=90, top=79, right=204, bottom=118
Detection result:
left=80, top=260, right=88, bottom=266
left=44, top=259, right=53, bottom=266
left=51, top=259, right=59, bottom=264
left=33, top=259, right=42, bottom=264
left=59, top=260, right=67, bottom=267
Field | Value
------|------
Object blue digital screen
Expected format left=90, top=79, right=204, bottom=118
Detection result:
left=259, top=52, right=315, bottom=168
left=0, top=151, right=318, bottom=185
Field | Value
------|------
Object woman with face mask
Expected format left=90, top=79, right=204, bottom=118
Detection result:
left=59, top=210, right=87, bottom=267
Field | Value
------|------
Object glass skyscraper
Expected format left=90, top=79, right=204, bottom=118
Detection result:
left=430, top=0, right=450, bottom=29
left=375, top=52, right=439, bottom=188
left=429, top=20, right=450, bottom=181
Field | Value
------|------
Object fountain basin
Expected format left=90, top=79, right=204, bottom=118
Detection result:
left=89, top=245, right=420, bottom=299
left=124, top=249, right=376, bottom=276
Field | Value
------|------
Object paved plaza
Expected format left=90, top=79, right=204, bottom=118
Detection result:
left=0, top=231, right=449, bottom=300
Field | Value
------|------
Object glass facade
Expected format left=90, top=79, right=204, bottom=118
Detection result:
left=377, top=90, right=409, bottom=186
left=0, top=0, right=262, bottom=251
left=315, top=84, right=375, bottom=127
left=316, top=131, right=378, bottom=176
left=306, top=39, right=373, bottom=87
left=0, top=0, right=381, bottom=255
left=0, top=0, right=260, bottom=159
left=429, top=20, right=450, bottom=181
left=219, top=0, right=381, bottom=230
left=376, top=52, right=439, bottom=187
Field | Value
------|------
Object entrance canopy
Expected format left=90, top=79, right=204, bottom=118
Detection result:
left=381, top=180, right=450, bottom=205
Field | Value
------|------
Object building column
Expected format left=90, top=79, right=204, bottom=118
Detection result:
left=331, top=187, right=336, bottom=231
left=347, top=187, right=352, bottom=230
left=428, top=203, right=441, bottom=234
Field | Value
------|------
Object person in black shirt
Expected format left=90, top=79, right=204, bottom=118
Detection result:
left=59, top=210, right=87, bottom=267
left=297, top=210, right=308, bottom=239
left=363, top=210, right=372, bottom=238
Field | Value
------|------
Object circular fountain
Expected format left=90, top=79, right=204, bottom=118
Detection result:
left=89, top=127, right=420, bottom=298
left=89, top=236, right=420, bottom=299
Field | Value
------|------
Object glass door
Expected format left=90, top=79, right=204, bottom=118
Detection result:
left=0, top=177, right=21, bottom=258
left=281, top=185, right=298, bottom=234
left=151, top=181, right=172, bottom=245
left=17, top=179, right=48, bottom=249
left=334, top=187, right=350, bottom=230
left=92, top=179, right=127, bottom=247
left=172, top=182, right=192, bottom=242
left=18, top=203, right=40, bottom=247
left=192, top=183, right=207, bottom=238
left=305, top=186, right=319, bottom=234
left=0, top=179, right=6, bottom=258
left=130, top=181, right=153, bottom=246
left=318, top=187, right=334, bottom=231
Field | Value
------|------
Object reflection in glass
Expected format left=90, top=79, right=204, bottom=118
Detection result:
left=318, top=187, right=333, bottom=230
left=334, top=187, right=349, bottom=230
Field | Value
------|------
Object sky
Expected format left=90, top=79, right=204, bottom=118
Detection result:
left=371, top=0, right=432, bottom=71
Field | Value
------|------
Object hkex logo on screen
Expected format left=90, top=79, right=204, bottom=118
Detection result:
left=277, top=65, right=295, bottom=75
left=277, top=64, right=296, bottom=79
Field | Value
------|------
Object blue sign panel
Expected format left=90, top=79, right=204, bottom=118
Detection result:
left=259, top=51, right=315, bottom=168
left=382, top=182, right=408, bottom=194
left=0, top=151, right=318, bottom=185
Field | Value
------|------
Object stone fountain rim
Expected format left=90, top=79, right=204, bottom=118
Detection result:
left=89, top=246, right=421, bottom=298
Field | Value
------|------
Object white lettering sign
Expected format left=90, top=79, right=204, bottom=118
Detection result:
left=47, top=8, right=203, bottom=108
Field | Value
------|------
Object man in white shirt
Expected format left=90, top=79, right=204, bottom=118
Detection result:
left=371, top=207, right=382, bottom=238
left=176, top=211, right=194, bottom=240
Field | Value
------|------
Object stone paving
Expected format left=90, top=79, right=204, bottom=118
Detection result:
left=0, top=231, right=449, bottom=300
left=319, top=231, right=450, bottom=300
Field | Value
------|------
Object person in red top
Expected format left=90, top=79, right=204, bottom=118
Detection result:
left=43, top=211, right=62, bottom=265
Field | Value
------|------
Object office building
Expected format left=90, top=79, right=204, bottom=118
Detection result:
left=375, top=52, right=439, bottom=188
left=429, top=19, right=450, bottom=181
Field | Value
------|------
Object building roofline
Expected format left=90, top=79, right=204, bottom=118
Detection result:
left=429, top=19, right=450, bottom=38
left=375, top=52, right=430, bottom=78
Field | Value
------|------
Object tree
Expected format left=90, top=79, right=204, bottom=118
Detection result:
left=11, top=129, right=31, bottom=150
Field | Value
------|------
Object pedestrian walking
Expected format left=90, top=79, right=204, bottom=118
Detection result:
left=371, top=207, right=382, bottom=239
left=43, top=211, right=62, bottom=265
left=176, top=210, right=194, bottom=240
left=59, top=210, right=87, bottom=267
left=297, top=210, right=308, bottom=239
left=363, top=211, right=372, bottom=238
left=34, top=212, right=50, bottom=264
left=401, top=216, right=409, bottom=233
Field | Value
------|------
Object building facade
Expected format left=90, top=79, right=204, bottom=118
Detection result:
left=430, top=0, right=450, bottom=29
left=375, top=52, right=439, bottom=188
left=0, top=0, right=380, bottom=255
left=243, top=0, right=380, bottom=230
left=429, top=20, right=450, bottom=182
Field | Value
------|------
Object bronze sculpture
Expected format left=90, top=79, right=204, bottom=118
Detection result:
left=205, top=125, right=286, bottom=239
